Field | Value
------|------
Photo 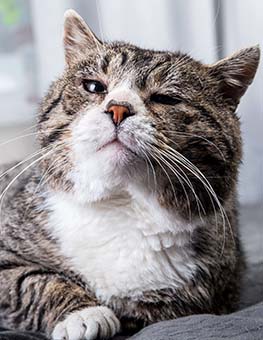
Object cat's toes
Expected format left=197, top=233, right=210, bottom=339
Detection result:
left=52, top=306, right=120, bottom=340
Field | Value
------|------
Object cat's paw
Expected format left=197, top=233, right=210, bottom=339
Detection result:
left=52, top=306, right=120, bottom=340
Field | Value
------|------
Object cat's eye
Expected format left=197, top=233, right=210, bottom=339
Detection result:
left=150, top=93, right=182, bottom=106
left=83, top=80, right=107, bottom=94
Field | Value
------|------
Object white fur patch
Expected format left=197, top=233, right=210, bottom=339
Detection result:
left=47, top=185, right=197, bottom=302
left=52, top=306, right=120, bottom=340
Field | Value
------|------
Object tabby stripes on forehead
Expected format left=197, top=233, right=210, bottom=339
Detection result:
left=101, top=55, right=110, bottom=74
left=136, top=61, right=164, bottom=89
left=120, top=52, right=128, bottom=66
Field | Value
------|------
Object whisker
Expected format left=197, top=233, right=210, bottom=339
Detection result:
left=38, top=154, right=69, bottom=190
left=162, top=144, right=232, bottom=254
left=158, top=151, right=205, bottom=221
left=161, top=146, right=219, bottom=222
left=149, top=152, right=178, bottom=209
left=139, top=146, right=158, bottom=194
left=148, top=145, right=205, bottom=221
left=0, top=132, right=38, bottom=147
left=0, top=125, right=71, bottom=148
left=139, top=149, right=155, bottom=190
left=23, top=153, right=65, bottom=214
left=163, top=132, right=226, bottom=161
left=0, top=149, right=55, bottom=224
left=148, top=139, right=234, bottom=255
left=0, top=146, right=52, bottom=181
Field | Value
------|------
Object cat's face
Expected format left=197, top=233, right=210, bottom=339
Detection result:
left=38, top=10, right=259, bottom=214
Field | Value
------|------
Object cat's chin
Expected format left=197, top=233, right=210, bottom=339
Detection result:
left=97, top=138, right=125, bottom=153
left=97, top=139, right=137, bottom=168
left=69, top=142, right=143, bottom=204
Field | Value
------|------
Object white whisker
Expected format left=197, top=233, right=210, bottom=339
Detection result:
left=146, top=139, right=234, bottom=255
left=0, top=146, right=51, bottom=181
left=163, top=144, right=232, bottom=254
left=148, top=144, right=205, bottom=221
left=0, top=149, right=55, bottom=225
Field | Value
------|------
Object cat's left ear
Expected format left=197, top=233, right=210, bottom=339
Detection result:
left=209, top=45, right=260, bottom=104
left=64, top=9, right=102, bottom=66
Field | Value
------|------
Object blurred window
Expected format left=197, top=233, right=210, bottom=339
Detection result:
left=0, top=0, right=37, bottom=125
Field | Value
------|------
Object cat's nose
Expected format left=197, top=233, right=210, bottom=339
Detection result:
left=105, top=102, right=134, bottom=125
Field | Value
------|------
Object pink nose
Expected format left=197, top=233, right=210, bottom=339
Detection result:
left=106, top=104, right=133, bottom=125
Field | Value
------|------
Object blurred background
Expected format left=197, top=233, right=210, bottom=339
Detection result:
left=0, top=0, right=262, bottom=211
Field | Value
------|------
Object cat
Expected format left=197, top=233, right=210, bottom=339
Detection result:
left=0, top=9, right=260, bottom=340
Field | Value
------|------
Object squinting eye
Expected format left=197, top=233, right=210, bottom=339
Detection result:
left=83, top=80, right=107, bottom=94
left=150, top=93, right=182, bottom=106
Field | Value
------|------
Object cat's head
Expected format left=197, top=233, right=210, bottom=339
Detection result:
left=38, top=10, right=260, bottom=216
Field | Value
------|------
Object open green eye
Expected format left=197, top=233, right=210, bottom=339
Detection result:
left=150, top=93, right=182, bottom=106
left=83, top=80, right=107, bottom=94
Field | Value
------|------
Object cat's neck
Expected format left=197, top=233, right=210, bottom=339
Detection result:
left=46, top=183, right=196, bottom=238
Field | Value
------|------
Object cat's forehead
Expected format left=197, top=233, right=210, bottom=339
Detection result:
left=101, top=43, right=191, bottom=73
left=74, top=42, right=201, bottom=91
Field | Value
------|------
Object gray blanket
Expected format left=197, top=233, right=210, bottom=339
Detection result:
left=127, top=262, right=263, bottom=340
left=130, top=302, right=263, bottom=340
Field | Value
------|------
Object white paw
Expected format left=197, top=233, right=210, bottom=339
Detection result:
left=52, top=306, right=121, bottom=340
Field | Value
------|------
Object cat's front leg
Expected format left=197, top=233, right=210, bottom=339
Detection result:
left=0, top=264, right=120, bottom=340
left=52, top=306, right=120, bottom=340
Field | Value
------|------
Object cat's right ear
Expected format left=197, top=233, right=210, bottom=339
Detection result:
left=64, top=9, right=102, bottom=66
left=209, top=46, right=260, bottom=105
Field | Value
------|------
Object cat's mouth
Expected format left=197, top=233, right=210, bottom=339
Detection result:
left=97, top=136, right=138, bottom=157
left=97, top=138, right=125, bottom=152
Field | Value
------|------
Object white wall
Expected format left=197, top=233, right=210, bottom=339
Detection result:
left=222, top=0, right=263, bottom=204
left=83, top=0, right=217, bottom=62
left=30, top=0, right=70, bottom=95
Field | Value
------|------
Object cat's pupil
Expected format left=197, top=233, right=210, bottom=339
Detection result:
left=150, top=93, right=182, bottom=106
left=83, top=80, right=106, bottom=94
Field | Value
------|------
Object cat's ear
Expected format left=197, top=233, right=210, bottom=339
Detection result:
left=63, top=9, right=102, bottom=66
left=209, top=46, right=260, bottom=104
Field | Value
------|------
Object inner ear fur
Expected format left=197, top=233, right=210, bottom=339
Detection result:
left=63, top=9, right=103, bottom=66
left=209, top=45, right=260, bottom=104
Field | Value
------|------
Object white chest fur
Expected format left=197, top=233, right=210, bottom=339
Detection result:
left=47, top=189, right=197, bottom=302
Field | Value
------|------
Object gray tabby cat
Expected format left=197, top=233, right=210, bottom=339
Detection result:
left=0, top=9, right=260, bottom=340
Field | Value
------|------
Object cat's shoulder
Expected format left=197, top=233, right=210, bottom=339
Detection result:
left=0, top=161, right=39, bottom=199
